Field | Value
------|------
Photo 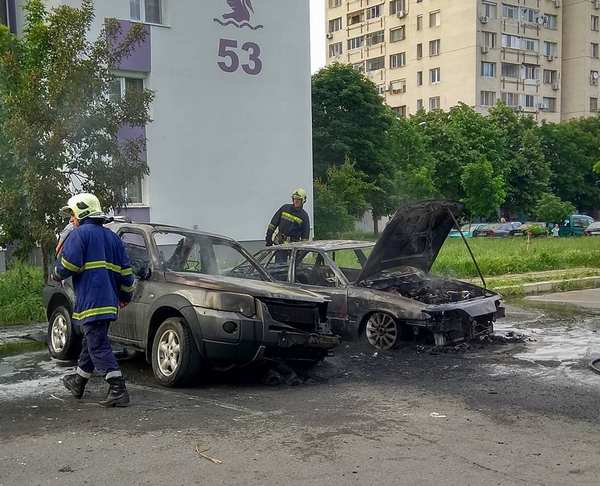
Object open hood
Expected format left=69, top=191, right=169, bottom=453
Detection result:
left=356, top=201, right=463, bottom=283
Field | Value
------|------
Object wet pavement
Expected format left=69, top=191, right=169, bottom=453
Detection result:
left=527, top=288, right=600, bottom=310
left=1, top=300, right=600, bottom=485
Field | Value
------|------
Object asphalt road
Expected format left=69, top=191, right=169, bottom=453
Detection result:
left=1, top=299, right=600, bottom=486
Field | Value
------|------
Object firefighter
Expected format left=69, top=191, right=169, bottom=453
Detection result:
left=266, top=188, right=310, bottom=246
left=53, top=193, right=135, bottom=407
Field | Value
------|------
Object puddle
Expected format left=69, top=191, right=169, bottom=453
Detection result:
left=0, top=341, right=46, bottom=357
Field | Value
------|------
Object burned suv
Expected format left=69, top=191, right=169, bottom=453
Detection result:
left=44, top=223, right=338, bottom=386
left=252, top=201, right=505, bottom=350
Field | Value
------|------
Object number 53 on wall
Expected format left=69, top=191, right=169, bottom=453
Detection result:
left=217, top=39, right=262, bottom=75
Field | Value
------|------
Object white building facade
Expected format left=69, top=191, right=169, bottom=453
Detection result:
left=13, top=0, right=314, bottom=243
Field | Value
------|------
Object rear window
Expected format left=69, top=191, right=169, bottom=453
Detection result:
left=326, top=247, right=373, bottom=281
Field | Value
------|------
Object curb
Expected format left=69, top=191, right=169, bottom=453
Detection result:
left=492, top=276, right=600, bottom=296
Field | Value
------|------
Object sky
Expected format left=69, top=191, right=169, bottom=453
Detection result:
left=310, top=0, right=326, bottom=73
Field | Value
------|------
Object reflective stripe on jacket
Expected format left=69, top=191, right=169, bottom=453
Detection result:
left=55, top=219, right=134, bottom=325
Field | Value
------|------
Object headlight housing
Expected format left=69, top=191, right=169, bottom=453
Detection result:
left=205, top=292, right=256, bottom=318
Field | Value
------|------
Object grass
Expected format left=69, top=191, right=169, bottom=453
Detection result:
left=433, top=237, right=600, bottom=278
left=0, top=263, right=46, bottom=326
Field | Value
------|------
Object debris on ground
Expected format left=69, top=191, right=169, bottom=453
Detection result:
left=58, top=465, right=74, bottom=473
left=194, top=444, right=223, bottom=465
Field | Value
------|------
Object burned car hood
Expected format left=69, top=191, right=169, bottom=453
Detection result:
left=356, top=201, right=463, bottom=283
left=164, top=272, right=328, bottom=304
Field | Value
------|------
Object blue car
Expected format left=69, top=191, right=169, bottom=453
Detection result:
left=448, top=223, right=488, bottom=238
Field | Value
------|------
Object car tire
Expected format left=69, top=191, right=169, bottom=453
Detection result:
left=47, top=306, right=81, bottom=360
left=151, top=317, right=201, bottom=387
left=364, top=312, right=400, bottom=351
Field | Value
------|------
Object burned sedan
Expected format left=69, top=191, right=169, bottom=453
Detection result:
left=44, top=223, right=338, bottom=387
left=252, top=201, right=505, bottom=350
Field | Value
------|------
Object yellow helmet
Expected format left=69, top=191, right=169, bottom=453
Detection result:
left=60, top=193, right=103, bottom=220
left=291, top=188, right=307, bottom=203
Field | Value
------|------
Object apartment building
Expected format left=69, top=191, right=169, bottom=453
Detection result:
left=562, top=0, right=600, bottom=119
left=325, top=0, right=564, bottom=122
left=11, top=0, right=313, bottom=243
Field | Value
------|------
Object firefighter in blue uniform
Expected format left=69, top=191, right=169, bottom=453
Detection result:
left=265, top=188, right=310, bottom=246
left=54, top=193, right=135, bottom=407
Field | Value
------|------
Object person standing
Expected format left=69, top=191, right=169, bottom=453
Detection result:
left=552, top=224, right=560, bottom=238
left=265, top=188, right=310, bottom=246
left=53, top=193, right=135, bottom=407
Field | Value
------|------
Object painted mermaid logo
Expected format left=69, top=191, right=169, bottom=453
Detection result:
left=214, top=0, right=264, bottom=30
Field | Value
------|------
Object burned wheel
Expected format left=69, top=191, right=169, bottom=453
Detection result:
left=365, top=312, right=399, bottom=351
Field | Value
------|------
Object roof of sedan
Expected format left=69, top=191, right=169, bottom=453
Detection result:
left=108, top=221, right=236, bottom=242
left=271, top=240, right=376, bottom=251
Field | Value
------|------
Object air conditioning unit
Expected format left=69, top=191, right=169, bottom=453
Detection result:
left=537, top=102, right=545, bottom=109
left=592, top=72, right=599, bottom=84
left=552, top=81, right=560, bottom=90
left=546, top=55, right=554, bottom=62
left=481, top=45, right=489, bottom=54
left=326, top=33, right=333, bottom=39
left=397, top=10, right=406, bottom=18
left=536, top=16, right=545, bottom=26
left=554, top=0, right=560, bottom=7
left=479, top=15, right=489, bottom=24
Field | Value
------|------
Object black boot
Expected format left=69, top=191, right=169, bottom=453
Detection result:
left=63, top=373, right=88, bottom=399
left=99, top=377, right=130, bottom=407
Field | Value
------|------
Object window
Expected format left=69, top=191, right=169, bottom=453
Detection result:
left=520, top=7, right=539, bottom=24
left=524, top=94, right=535, bottom=108
left=523, top=64, right=539, bottom=80
left=543, top=69, right=558, bottom=84
left=367, top=5, right=382, bottom=20
left=329, top=42, right=343, bottom=58
left=501, top=63, right=519, bottom=78
left=154, top=232, right=265, bottom=280
left=390, top=79, right=406, bottom=94
left=125, top=178, right=143, bottom=205
left=429, top=39, right=441, bottom=56
left=294, top=251, right=339, bottom=288
left=429, top=10, right=441, bottom=27
left=121, top=232, right=149, bottom=274
left=544, top=41, right=557, bottom=57
left=0, top=0, right=7, bottom=27
left=522, top=38, right=539, bottom=52
left=501, top=92, right=519, bottom=106
left=110, top=76, right=144, bottom=103
left=591, top=71, right=599, bottom=84
left=390, top=26, right=406, bottom=42
left=390, top=0, right=406, bottom=15
left=593, top=43, right=599, bottom=59
left=502, top=34, right=520, bottom=49
left=542, top=97, right=556, bottom=112
left=130, top=0, right=162, bottom=24
left=366, top=56, right=385, bottom=72
left=377, top=84, right=386, bottom=96
left=329, top=17, right=342, bottom=33
left=417, top=71, right=423, bottom=86
left=502, top=3, right=518, bottom=19
left=481, top=62, right=496, bottom=77
left=482, top=31, right=497, bottom=49
left=429, top=96, right=441, bottom=111
left=481, top=1, right=497, bottom=19
left=417, top=15, right=423, bottom=30
left=417, top=43, right=423, bottom=59
left=480, top=90, right=497, bottom=106
left=329, top=0, right=342, bottom=7
left=591, top=98, right=598, bottom=113
left=352, top=62, right=365, bottom=73
left=430, top=67, right=441, bottom=84
left=593, top=15, right=600, bottom=32
left=256, top=250, right=292, bottom=282
left=348, top=12, right=364, bottom=25
left=367, top=30, right=385, bottom=46
left=390, top=52, right=407, bottom=69
left=392, top=105, right=407, bottom=117
left=416, top=99, right=424, bottom=111
left=545, top=14, right=558, bottom=30
left=348, top=36, right=365, bottom=50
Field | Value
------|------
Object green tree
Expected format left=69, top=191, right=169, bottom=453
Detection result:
left=460, top=157, right=506, bottom=220
left=313, top=179, right=354, bottom=239
left=325, top=160, right=373, bottom=218
left=534, top=193, right=575, bottom=224
left=0, top=0, right=153, bottom=279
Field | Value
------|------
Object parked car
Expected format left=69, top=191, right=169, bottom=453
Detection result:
left=448, top=223, right=487, bottom=238
left=44, top=223, right=339, bottom=387
left=249, top=201, right=505, bottom=351
left=584, top=221, right=600, bottom=236
left=559, top=214, right=594, bottom=237
left=509, top=222, right=548, bottom=237
left=474, top=222, right=519, bottom=238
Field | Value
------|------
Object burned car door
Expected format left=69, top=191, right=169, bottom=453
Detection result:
left=109, top=230, right=154, bottom=343
left=292, top=250, right=349, bottom=336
